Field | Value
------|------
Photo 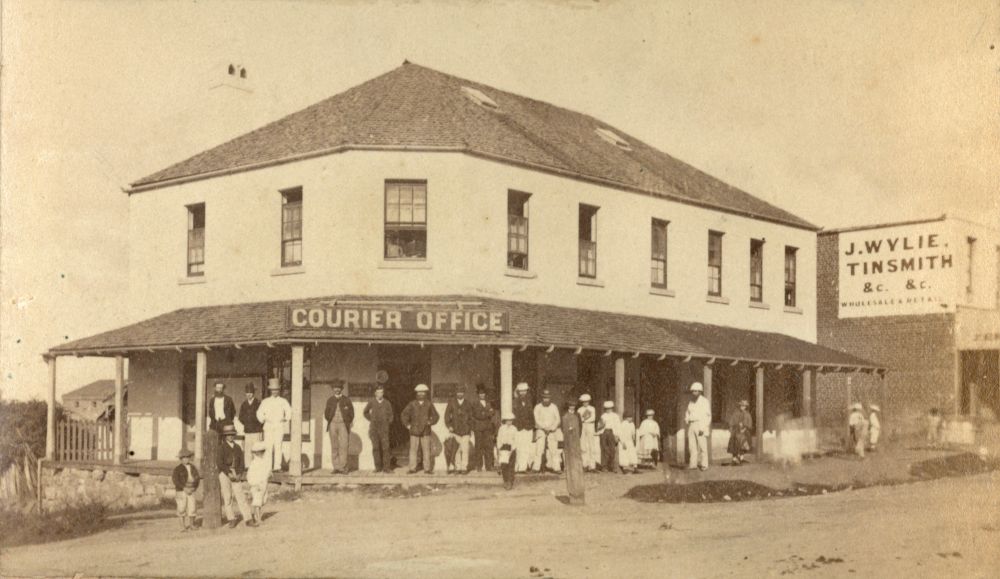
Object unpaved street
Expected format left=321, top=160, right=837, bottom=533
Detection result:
left=3, top=469, right=998, bottom=578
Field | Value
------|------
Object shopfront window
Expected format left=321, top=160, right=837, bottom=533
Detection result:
left=384, top=181, right=427, bottom=259
left=508, top=191, right=530, bottom=270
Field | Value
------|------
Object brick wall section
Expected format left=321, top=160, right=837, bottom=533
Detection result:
left=816, top=233, right=956, bottom=436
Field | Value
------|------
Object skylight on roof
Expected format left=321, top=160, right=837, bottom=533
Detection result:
left=595, top=128, right=632, bottom=151
left=461, top=86, right=499, bottom=110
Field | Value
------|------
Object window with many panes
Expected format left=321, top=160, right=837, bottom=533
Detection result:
left=508, top=191, right=530, bottom=270
left=187, top=204, right=205, bottom=276
left=784, top=246, right=798, bottom=307
left=281, top=188, right=303, bottom=267
left=750, top=239, right=764, bottom=302
left=651, top=219, right=669, bottom=288
left=384, top=181, right=427, bottom=259
left=708, top=231, right=723, bottom=296
left=578, top=204, right=599, bottom=278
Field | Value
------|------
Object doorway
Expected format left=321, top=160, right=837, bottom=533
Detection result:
left=378, top=346, right=432, bottom=464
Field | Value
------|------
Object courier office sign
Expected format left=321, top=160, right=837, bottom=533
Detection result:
left=838, top=221, right=954, bottom=318
left=287, top=306, right=509, bottom=333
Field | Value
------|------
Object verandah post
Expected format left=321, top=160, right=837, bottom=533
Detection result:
left=614, top=357, right=625, bottom=414
left=755, top=366, right=765, bottom=460
left=114, top=354, right=125, bottom=465
left=194, top=351, right=207, bottom=463
left=290, top=345, right=304, bottom=480
left=703, top=361, right=713, bottom=464
left=499, top=347, right=513, bottom=417
left=46, top=356, right=57, bottom=460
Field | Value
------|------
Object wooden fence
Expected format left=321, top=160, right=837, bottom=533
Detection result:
left=56, top=420, right=114, bottom=462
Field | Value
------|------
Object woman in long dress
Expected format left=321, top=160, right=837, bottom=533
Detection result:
left=636, top=409, right=661, bottom=467
left=618, top=415, right=639, bottom=473
left=727, top=400, right=752, bottom=464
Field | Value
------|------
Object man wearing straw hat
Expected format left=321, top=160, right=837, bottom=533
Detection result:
left=256, top=378, right=291, bottom=471
left=401, top=384, right=439, bottom=474
left=685, top=382, right=711, bottom=471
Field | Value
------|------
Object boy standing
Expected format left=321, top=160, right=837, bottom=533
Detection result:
left=496, top=412, right=518, bottom=490
left=245, top=442, right=271, bottom=527
left=868, top=404, right=882, bottom=452
left=597, top=401, right=621, bottom=473
left=171, top=449, right=200, bottom=532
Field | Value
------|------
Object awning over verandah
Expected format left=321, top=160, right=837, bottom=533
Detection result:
left=44, top=295, right=885, bottom=475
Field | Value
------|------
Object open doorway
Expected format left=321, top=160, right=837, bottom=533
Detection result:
left=378, top=346, right=431, bottom=466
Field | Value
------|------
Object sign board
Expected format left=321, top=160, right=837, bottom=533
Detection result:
left=287, top=306, right=509, bottom=333
left=838, top=222, right=956, bottom=318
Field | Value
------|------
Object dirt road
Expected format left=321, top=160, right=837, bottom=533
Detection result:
left=3, top=469, right=998, bottom=578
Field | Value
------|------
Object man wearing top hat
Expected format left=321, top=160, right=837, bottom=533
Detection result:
left=470, top=384, right=498, bottom=472
left=400, top=384, right=439, bottom=474
left=324, top=380, right=354, bottom=474
left=217, top=424, right=251, bottom=528
left=208, top=382, right=236, bottom=433
left=256, top=378, right=292, bottom=471
left=363, top=385, right=394, bottom=473
left=238, top=383, right=263, bottom=468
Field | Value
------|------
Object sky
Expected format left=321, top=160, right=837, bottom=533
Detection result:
left=2, top=0, right=997, bottom=402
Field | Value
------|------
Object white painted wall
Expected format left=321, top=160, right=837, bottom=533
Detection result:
left=949, top=218, right=1000, bottom=311
left=128, top=150, right=818, bottom=341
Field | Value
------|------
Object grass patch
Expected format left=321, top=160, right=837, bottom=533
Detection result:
left=0, top=502, right=123, bottom=548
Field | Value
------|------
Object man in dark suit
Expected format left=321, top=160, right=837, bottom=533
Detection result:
left=208, top=382, right=236, bottom=433
left=471, top=384, right=498, bottom=471
left=238, top=383, right=263, bottom=468
left=445, top=387, right=473, bottom=474
left=363, top=385, right=394, bottom=473
left=324, top=380, right=355, bottom=474
left=401, top=384, right=439, bottom=474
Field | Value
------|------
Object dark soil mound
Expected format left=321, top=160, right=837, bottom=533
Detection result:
left=625, top=480, right=810, bottom=503
left=910, top=453, right=997, bottom=479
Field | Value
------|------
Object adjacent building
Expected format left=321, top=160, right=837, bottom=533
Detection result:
left=62, top=379, right=115, bottom=422
left=817, top=215, right=1000, bottom=436
left=45, top=62, right=879, bottom=480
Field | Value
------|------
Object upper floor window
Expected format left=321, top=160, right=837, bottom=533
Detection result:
left=281, top=188, right=303, bottom=267
left=785, top=246, right=798, bottom=307
left=651, top=219, right=669, bottom=288
left=750, top=239, right=764, bottom=302
left=384, top=181, right=427, bottom=259
left=579, top=204, right=599, bottom=278
left=967, top=236, right=977, bottom=296
left=186, top=203, right=205, bottom=277
left=707, top=230, right=724, bottom=296
left=508, top=191, right=530, bottom=270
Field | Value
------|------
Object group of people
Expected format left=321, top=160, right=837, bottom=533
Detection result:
left=847, top=402, right=882, bottom=458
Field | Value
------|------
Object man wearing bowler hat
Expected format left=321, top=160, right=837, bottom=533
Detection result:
left=324, top=380, right=354, bottom=474
left=256, top=378, right=291, bottom=471
left=401, top=384, right=439, bottom=474
left=470, top=384, right=498, bottom=472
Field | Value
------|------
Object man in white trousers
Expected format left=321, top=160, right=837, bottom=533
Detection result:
left=685, top=382, right=712, bottom=471
left=512, top=382, right=535, bottom=473
left=532, top=389, right=562, bottom=473
left=256, top=378, right=291, bottom=472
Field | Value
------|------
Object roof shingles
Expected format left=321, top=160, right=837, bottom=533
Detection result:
left=131, top=63, right=815, bottom=230
left=49, top=295, right=881, bottom=369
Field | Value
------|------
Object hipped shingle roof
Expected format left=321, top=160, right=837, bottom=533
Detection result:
left=131, top=62, right=815, bottom=230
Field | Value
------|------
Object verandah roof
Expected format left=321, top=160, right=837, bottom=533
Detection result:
left=46, top=295, right=884, bottom=371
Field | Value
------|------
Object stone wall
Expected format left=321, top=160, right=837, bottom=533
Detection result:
left=42, top=467, right=173, bottom=511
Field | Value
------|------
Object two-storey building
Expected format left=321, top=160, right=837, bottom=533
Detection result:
left=45, top=62, right=879, bottom=480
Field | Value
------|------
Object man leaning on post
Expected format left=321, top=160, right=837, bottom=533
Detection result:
left=401, top=384, right=439, bottom=474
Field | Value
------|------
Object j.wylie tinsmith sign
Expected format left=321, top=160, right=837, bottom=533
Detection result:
left=287, top=306, right=510, bottom=333
left=838, top=222, right=955, bottom=318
